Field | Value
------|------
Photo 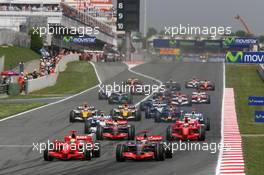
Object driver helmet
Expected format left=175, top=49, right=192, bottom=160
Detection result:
left=124, top=103, right=128, bottom=109
left=70, top=138, right=76, bottom=144
left=83, top=102, right=88, bottom=108
left=143, top=132, right=148, bottom=139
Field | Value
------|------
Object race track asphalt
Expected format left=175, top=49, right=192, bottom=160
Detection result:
left=0, top=60, right=223, bottom=175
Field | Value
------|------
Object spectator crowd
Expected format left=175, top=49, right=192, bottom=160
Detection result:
left=16, top=49, right=71, bottom=92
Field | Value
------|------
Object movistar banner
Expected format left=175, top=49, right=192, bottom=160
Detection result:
left=225, top=51, right=264, bottom=64
left=63, top=36, right=96, bottom=44
left=248, top=96, right=264, bottom=106
left=224, top=37, right=257, bottom=48
left=255, top=111, right=264, bottom=122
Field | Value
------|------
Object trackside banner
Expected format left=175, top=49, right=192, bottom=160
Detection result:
left=223, top=37, right=257, bottom=48
left=248, top=96, right=264, bottom=106
left=255, top=111, right=264, bottom=122
left=225, top=51, right=264, bottom=64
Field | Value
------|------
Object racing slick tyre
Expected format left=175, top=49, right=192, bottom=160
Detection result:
left=211, top=84, right=215, bottom=91
left=166, top=126, right=173, bottom=141
left=154, top=143, right=165, bottom=161
left=198, top=126, right=206, bottom=141
left=128, top=95, right=133, bottom=104
left=145, top=107, right=151, bottom=119
left=98, top=92, right=104, bottom=100
left=110, top=109, right=115, bottom=116
left=206, top=96, right=211, bottom=104
left=128, top=125, right=135, bottom=140
left=84, top=146, right=92, bottom=160
left=92, top=142, right=101, bottom=158
left=164, top=142, right=173, bottom=159
left=44, top=146, right=53, bottom=161
left=187, top=97, right=192, bottom=106
left=108, top=98, right=114, bottom=104
left=96, top=126, right=104, bottom=140
left=69, top=110, right=76, bottom=123
left=84, top=120, right=91, bottom=134
left=140, top=102, right=145, bottom=111
left=174, top=83, right=181, bottom=91
left=154, top=112, right=161, bottom=123
left=205, top=118, right=210, bottom=131
left=116, top=144, right=126, bottom=162
left=135, top=110, right=142, bottom=121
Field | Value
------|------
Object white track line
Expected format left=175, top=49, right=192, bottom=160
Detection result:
left=0, top=61, right=158, bottom=122
left=125, top=63, right=163, bottom=107
left=0, top=61, right=102, bottom=122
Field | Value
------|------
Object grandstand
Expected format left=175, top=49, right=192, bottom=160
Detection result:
left=0, top=0, right=117, bottom=49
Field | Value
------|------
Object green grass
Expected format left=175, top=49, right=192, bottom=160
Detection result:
left=226, top=64, right=264, bottom=134
left=0, top=46, right=40, bottom=70
left=31, top=61, right=99, bottom=95
left=0, top=103, right=45, bottom=119
left=226, top=64, right=264, bottom=175
left=242, top=137, right=264, bottom=175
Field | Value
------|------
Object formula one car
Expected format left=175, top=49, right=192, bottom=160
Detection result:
left=96, top=119, right=135, bottom=140
left=98, top=90, right=112, bottom=100
left=69, top=104, right=99, bottom=123
left=145, top=102, right=167, bottom=119
left=166, top=117, right=206, bottom=141
left=164, top=80, right=181, bottom=91
left=124, top=78, right=146, bottom=95
left=84, top=113, right=112, bottom=134
left=171, top=92, right=192, bottom=106
left=192, top=91, right=210, bottom=104
left=44, top=130, right=100, bottom=161
left=197, top=80, right=215, bottom=91
left=110, top=104, right=141, bottom=121
left=185, top=77, right=200, bottom=88
left=140, top=96, right=168, bottom=111
left=108, top=92, right=133, bottom=104
left=116, top=131, right=172, bottom=161
left=184, top=111, right=210, bottom=131
left=154, top=106, right=181, bottom=123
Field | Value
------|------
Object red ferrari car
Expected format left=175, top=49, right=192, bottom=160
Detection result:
left=166, top=117, right=206, bottom=141
left=44, top=130, right=100, bottom=161
left=96, top=119, right=135, bottom=140
left=124, top=78, right=146, bottom=95
left=197, top=80, right=215, bottom=91
left=116, top=131, right=172, bottom=161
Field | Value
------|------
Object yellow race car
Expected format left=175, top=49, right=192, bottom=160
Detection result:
left=110, top=105, right=141, bottom=121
